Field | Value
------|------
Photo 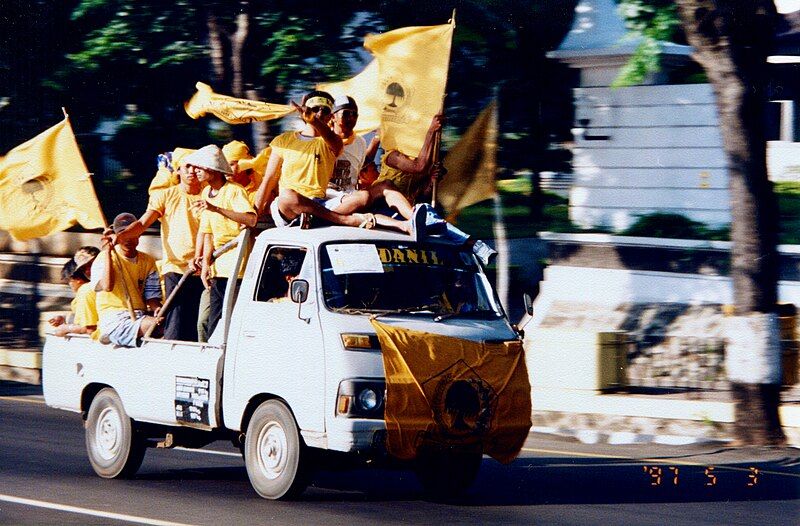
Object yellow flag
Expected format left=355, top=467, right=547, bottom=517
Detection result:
left=318, top=60, right=381, bottom=134
left=438, top=101, right=499, bottom=216
left=185, top=82, right=293, bottom=124
left=371, top=319, right=531, bottom=463
left=365, top=21, right=454, bottom=156
left=0, top=118, right=105, bottom=241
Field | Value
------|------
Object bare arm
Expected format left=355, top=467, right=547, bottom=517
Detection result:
left=114, top=209, right=160, bottom=245
left=54, top=323, right=95, bottom=337
left=201, top=233, right=213, bottom=289
left=292, top=101, right=343, bottom=156
left=254, top=151, right=283, bottom=217
left=364, top=133, right=381, bottom=164
left=385, top=114, right=443, bottom=174
left=96, top=239, right=114, bottom=292
left=199, top=202, right=257, bottom=228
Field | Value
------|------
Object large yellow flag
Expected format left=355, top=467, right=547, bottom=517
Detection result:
left=318, top=60, right=381, bottom=134
left=185, top=82, right=293, bottom=124
left=438, top=101, right=499, bottom=216
left=0, top=118, right=105, bottom=241
left=365, top=20, right=454, bottom=156
left=371, top=319, right=531, bottom=463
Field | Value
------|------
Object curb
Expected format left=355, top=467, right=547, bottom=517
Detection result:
left=531, top=426, right=731, bottom=446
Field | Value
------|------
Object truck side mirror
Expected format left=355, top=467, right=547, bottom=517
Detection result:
left=523, top=293, right=533, bottom=316
left=516, top=293, right=534, bottom=335
left=290, top=279, right=311, bottom=324
left=290, top=279, right=309, bottom=303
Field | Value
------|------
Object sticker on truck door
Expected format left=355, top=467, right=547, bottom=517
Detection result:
left=175, top=376, right=210, bottom=426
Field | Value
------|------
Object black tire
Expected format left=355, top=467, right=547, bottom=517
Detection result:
left=414, top=446, right=482, bottom=500
left=244, top=400, right=309, bottom=500
left=85, top=388, right=146, bottom=479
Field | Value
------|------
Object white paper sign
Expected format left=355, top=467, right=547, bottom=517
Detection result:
left=326, top=244, right=385, bottom=275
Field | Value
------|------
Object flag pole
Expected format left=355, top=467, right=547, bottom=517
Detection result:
left=64, top=107, right=137, bottom=322
left=430, top=10, right=456, bottom=209
left=490, top=86, right=509, bottom=310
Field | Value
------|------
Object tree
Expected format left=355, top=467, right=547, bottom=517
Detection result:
left=617, top=0, right=785, bottom=444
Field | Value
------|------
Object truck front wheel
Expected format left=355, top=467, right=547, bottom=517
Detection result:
left=85, top=388, right=146, bottom=479
left=414, top=446, right=482, bottom=500
left=244, top=400, right=309, bottom=500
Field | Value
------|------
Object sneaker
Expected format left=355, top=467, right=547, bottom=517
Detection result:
left=410, top=203, right=427, bottom=241
left=472, top=239, right=497, bottom=266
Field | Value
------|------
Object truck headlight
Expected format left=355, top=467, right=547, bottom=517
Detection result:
left=337, top=379, right=384, bottom=418
left=357, top=388, right=379, bottom=411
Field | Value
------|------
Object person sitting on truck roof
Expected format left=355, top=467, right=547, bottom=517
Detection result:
left=187, top=144, right=257, bottom=340
left=253, top=90, right=425, bottom=237
left=91, top=213, right=163, bottom=347
left=376, top=114, right=444, bottom=204
left=113, top=153, right=205, bottom=341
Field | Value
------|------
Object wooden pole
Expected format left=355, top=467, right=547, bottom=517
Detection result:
left=143, top=237, right=240, bottom=338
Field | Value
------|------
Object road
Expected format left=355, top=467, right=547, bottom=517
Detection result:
left=1, top=382, right=799, bottom=526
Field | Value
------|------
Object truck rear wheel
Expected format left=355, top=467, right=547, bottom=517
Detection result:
left=85, top=388, right=146, bottom=479
left=244, top=400, right=309, bottom=500
left=414, top=446, right=482, bottom=500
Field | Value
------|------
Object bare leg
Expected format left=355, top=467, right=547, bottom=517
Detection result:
left=278, top=189, right=362, bottom=227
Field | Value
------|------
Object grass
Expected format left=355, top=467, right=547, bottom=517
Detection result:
left=451, top=179, right=800, bottom=243
left=777, top=182, right=800, bottom=245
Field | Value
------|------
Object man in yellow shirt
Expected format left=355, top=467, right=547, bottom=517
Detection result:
left=254, top=90, right=423, bottom=236
left=185, top=144, right=256, bottom=339
left=92, top=213, right=162, bottom=347
left=113, top=153, right=205, bottom=341
left=222, top=140, right=263, bottom=206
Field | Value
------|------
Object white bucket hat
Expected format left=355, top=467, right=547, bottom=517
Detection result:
left=183, top=144, right=233, bottom=175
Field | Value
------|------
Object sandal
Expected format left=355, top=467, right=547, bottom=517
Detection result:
left=355, top=212, right=376, bottom=229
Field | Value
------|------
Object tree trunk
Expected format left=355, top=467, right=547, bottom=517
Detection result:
left=675, top=0, right=784, bottom=445
left=206, top=14, right=226, bottom=87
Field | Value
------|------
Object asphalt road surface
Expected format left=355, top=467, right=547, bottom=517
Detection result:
left=1, top=381, right=799, bottom=526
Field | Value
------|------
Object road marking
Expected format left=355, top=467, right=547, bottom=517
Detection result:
left=522, top=447, right=800, bottom=479
left=0, top=396, right=45, bottom=405
left=174, top=447, right=241, bottom=458
left=0, top=494, right=198, bottom=526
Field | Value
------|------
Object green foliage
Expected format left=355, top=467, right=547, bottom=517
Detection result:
left=622, top=213, right=730, bottom=241
left=613, top=0, right=683, bottom=87
left=776, top=182, right=800, bottom=244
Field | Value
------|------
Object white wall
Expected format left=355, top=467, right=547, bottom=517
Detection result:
left=569, top=84, right=732, bottom=231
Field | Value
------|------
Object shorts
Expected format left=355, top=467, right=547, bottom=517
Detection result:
left=98, top=310, right=145, bottom=347
left=270, top=195, right=342, bottom=227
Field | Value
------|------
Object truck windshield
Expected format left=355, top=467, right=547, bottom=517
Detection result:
left=320, top=241, right=501, bottom=318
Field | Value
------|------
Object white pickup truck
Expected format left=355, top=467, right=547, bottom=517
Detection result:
left=43, top=226, right=529, bottom=499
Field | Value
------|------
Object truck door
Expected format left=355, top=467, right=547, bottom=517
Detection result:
left=232, top=245, right=326, bottom=433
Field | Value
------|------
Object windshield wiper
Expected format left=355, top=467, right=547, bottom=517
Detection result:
left=371, top=303, right=442, bottom=319
left=330, top=306, right=375, bottom=316
left=434, top=310, right=503, bottom=322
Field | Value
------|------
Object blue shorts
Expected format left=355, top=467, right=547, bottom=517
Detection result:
left=98, top=310, right=145, bottom=347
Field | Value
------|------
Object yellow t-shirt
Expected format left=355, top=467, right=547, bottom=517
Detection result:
left=148, top=185, right=203, bottom=275
left=72, top=282, right=98, bottom=327
left=93, top=248, right=158, bottom=314
left=377, top=150, right=424, bottom=203
left=199, top=182, right=254, bottom=279
left=271, top=132, right=336, bottom=199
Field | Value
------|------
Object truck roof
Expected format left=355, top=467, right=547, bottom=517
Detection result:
left=255, top=225, right=460, bottom=246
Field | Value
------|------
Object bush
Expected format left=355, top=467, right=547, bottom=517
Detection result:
left=622, top=213, right=730, bottom=241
